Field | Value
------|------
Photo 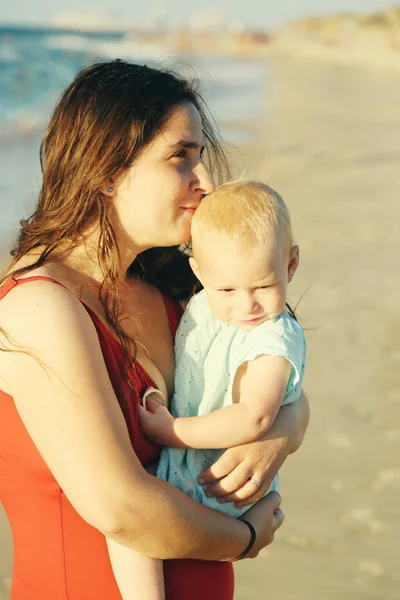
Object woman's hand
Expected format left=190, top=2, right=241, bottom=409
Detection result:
left=239, top=491, right=284, bottom=558
left=199, top=392, right=310, bottom=509
left=200, top=434, right=288, bottom=510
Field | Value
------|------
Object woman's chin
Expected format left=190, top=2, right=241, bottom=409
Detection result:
left=173, top=228, right=192, bottom=246
left=180, top=234, right=191, bottom=245
left=154, top=224, right=191, bottom=248
left=158, top=235, right=191, bottom=248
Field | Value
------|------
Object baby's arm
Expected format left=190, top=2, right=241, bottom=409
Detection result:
left=106, top=537, right=165, bottom=600
left=139, top=354, right=292, bottom=449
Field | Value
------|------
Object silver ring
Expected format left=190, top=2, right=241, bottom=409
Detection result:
left=250, top=477, right=262, bottom=488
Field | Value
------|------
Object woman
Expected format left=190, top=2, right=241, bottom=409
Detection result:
left=0, top=60, right=309, bottom=600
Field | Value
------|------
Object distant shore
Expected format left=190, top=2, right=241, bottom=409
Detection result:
left=268, top=34, right=400, bottom=71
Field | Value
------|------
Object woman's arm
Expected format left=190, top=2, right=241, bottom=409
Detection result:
left=0, top=281, right=281, bottom=560
left=198, top=391, right=310, bottom=509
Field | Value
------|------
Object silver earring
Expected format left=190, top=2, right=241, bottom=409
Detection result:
left=107, top=187, right=113, bottom=193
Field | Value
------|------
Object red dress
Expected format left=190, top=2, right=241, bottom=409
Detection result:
left=0, top=276, right=234, bottom=600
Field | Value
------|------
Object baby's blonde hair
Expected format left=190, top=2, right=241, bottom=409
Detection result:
left=192, top=181, right=293, bottom=258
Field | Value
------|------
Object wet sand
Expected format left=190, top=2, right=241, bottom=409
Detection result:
left=1, top=55, right=400, bottom=599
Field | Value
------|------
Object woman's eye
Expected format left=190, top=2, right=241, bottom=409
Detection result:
left=174, top=149, right=187, bottom=159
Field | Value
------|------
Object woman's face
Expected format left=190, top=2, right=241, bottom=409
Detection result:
left=112, top=102, right=215, bottom=251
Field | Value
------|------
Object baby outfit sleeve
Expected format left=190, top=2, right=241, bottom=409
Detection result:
left=230, top=312, right=306, bottom=405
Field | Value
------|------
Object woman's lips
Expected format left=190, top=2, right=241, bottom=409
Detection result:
left=181, top=205, right=199, bottom=214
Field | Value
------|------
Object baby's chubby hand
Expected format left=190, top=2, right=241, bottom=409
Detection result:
left=138, top=397, right=177, bottom=446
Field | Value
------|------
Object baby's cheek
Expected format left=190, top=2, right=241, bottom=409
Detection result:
left=216, top=305, right=230, bottom=322
left=274, top=289, right=287, bottom=313
left=208, top=297, right=220, bottom=317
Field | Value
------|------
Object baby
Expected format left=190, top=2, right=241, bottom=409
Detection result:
left=107, top=181, right=306, bottom=599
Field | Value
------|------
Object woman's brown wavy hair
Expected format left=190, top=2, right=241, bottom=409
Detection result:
left=0, top=59, right=230, bottom=360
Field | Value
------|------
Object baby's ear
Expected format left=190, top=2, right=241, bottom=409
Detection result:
left=287, top=245, right=300, bottom=283
left=189, top=257, right=203, bottom=284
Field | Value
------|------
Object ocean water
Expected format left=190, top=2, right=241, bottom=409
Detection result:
left=0, top=25, right=265, bottom=255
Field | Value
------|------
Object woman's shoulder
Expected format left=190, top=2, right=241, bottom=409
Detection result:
left=0, top=272, right=101, bottom=395
left=0, top=269, right=86, bottom=323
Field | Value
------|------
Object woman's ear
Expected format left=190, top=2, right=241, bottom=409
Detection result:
left=287, top=245, right=300, bottom=283
left=103, top=178, right=116, bottom=196
left=189, top=257, right=203, bottom=284
left=103, top=169, right=125, bottom=196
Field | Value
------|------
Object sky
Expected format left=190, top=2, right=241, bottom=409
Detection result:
left=1, top=0, right=396, bottom=28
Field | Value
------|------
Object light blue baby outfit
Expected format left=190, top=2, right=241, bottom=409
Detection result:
left=157, top=290, right=306, bottom=517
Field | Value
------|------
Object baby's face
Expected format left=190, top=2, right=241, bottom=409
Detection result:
left=192, top=240, right=295, bottom=331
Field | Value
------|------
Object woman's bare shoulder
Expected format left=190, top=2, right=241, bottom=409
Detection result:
left=0, top=273, right=86, bottom=329
left=0, top=275, right=101, bottom=392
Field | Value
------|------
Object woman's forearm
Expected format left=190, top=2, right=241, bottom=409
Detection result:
left=261, top=391, right=309, bottom=454
left=105, top=470, right=250, bottom=561
left=284, top=391, right=309, bottom=453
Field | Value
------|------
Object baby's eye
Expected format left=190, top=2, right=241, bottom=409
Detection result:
left=219, top=288, right=234, bottom=293
left=258, top=285, right=272, bottom=289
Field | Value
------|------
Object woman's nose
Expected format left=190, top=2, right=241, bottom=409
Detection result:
left=193, top=161, right=215, bottom=194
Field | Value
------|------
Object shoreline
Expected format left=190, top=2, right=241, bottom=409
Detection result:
left=267, top=37, right=400, bottom=71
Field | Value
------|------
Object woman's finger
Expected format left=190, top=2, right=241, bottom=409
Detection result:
left=198, top=452, right=242, bottom=485
left=217, top=478, right=266, bottom=505
left=203, top=461, right=251, bottom=497
left=234, top=473, right=276, bottom=508
left=235, top=490, right=265, bottom=509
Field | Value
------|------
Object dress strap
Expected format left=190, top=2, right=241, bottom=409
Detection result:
left=0, top=275, right=68, bottom=301
left=162, top=294, right=183, bottom=339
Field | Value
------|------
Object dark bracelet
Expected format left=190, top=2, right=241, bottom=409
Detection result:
left=231, top=519, right=256, bottom=562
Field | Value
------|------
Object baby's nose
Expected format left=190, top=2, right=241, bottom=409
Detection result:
left=243, top=294, right=259, bottom=314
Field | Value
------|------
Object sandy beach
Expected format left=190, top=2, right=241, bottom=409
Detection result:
left=1, top=54, right=400, bottom=599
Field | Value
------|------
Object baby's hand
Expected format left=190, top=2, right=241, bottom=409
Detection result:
left=139, top=397, right=177, bottom=446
